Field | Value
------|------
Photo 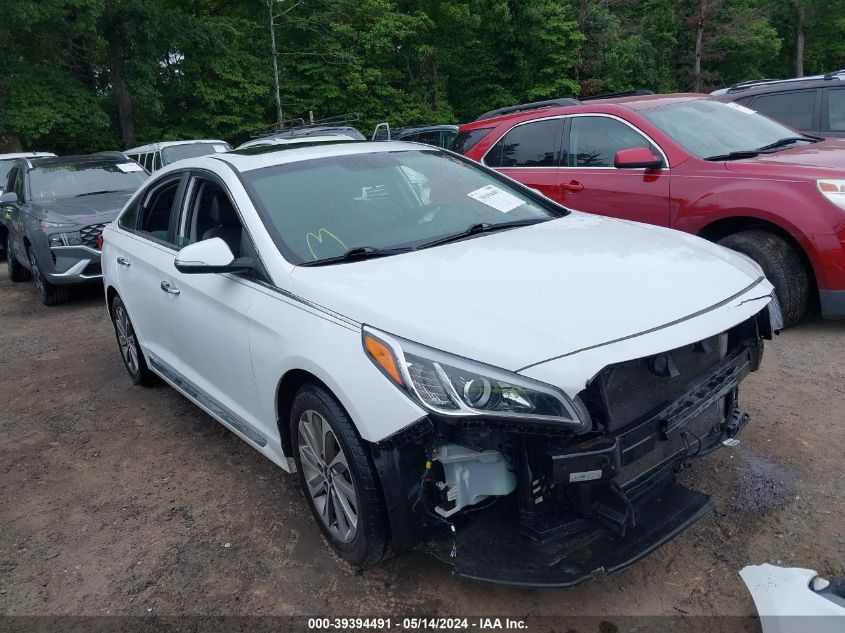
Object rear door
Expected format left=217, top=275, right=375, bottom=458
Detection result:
left=556, top=115, right=671, bottom=226
left=108, top=173, right=185, bottom=368
left=482, top=117, right=564, bottom=201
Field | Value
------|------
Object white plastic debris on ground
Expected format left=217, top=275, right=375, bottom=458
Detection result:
left=740, top=563, right=845, bottom=633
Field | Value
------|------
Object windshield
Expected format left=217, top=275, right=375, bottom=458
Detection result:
left=243, top=150, right=562, bottom=264
left=29, top=161, right=147, bottom=200
left=641, top=100, right=807, bottom=159
left=161, top=142, right=229, bottom=165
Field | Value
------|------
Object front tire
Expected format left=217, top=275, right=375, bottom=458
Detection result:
left=6, top=235, right=30, bottom=283
left=718, top=230, right=808, bottom=328
left=290, top=384, right=389, bottom=567
left=28, top=248, right=69, bottom=306
left=110, top=295, right=157, bottom=387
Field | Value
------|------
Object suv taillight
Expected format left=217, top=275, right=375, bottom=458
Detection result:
left=97, top=234, right=104, bottom=250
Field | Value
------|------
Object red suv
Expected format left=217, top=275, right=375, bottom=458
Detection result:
left=455, top=94, right=845, bottom=326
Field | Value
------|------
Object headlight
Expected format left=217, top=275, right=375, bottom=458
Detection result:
left=41, top=220, right=75, bottom=228
left=48, top=231, right=83, bottom=247
left=817, top=180, right=845, bottom=210
left=362, top=326, right=589, bottom=431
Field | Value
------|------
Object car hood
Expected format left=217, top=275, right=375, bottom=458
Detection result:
left=33, top=190, right=134, bottom=225
left=290, top=213, right=764, bottom=372
left=725, top=138, right=845, bottom=176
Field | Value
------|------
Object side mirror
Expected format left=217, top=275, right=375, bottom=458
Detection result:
left=613, top=147, right=663, bottom=170
left=174, top=237, right=254, bottom=275
left=0, top=191, right=19, bottom=205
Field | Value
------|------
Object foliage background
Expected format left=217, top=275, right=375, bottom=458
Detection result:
left=1, top=0, right=843, bottom=153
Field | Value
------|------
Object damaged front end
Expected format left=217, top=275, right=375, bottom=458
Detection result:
left=368, top=303, right=779, bottom=587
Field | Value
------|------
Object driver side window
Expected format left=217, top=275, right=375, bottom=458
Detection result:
left=12, top=168, right=25, bottom=202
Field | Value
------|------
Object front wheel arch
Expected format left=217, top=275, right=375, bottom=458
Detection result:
left=697, top=216, right=819, bottom=313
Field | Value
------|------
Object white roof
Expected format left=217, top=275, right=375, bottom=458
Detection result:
left=217, top=141, right=425, bottom=173
left=235, top=134, right=355, bottom=150
left=0, top=152, right=56, bottom=160
left=124, top=140, right=230, bottom=154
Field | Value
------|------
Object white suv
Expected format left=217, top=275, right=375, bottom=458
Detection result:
left=101, top=141, right=781, bottom=586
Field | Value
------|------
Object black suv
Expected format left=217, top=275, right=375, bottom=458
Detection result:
left=712, top=70, right=845, bottom=138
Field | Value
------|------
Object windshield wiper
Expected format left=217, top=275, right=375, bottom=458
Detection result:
left=703, top=150, right=760, bottom=162
left=754, top=136, right=817, bottom=152
left=74, top=189, right=123, bottom=197
left=415, top=218, right=546, bottom=250
left=298, top=246, right=413, bottom=267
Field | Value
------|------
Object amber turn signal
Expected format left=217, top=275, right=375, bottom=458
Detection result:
left=363, top=333, right=404, bottom=386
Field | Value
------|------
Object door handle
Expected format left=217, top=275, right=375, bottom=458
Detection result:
left=160, top=280, right=180, bottom=295
left=560, top=180, right=584, bottom=192
left=116, top=256, right=131, bottom=267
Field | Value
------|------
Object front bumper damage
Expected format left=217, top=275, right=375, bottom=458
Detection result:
left=372, top=305, right=776, bottom=587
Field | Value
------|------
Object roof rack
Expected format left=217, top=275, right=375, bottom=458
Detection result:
left=251, top=113, right=361, bottom=139
left=475, top=98, right=579, bottom=121
left=580, top=89, right=654, bottom=101
left=724, top=71, right=845, bottom=93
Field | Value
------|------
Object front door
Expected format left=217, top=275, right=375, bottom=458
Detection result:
left=164, top=172, right=265, bottom=445
left=557, top=115, right=671, bottom=227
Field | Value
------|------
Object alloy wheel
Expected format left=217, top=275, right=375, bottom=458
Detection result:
left=297, top=409, right=358, bottom=543
left=114, top=304, right=139, bottom=375
left=27, top=250, right=43, bottom=294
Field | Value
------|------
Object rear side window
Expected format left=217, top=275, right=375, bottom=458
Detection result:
left=136, top=178, right=180, bottom=246
left=484, top=119, right=562, bottom=168
left=827, top=88, right=845, bottom=131
left=417, top=131, right=441, bottom=146
left=751, top=90, right=816, bottom=130
left=451, top=128, right=492, bottom=154
left=567, top=116, right=658, bottom=168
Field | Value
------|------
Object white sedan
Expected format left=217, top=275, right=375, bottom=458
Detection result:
left=101, top=140, right=781, bottom=586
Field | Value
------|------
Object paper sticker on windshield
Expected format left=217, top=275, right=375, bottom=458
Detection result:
left=725, top=102, right=756, bottom=115
left=467, top=185, right=524, bottom=213
left=117, top=162, right=144, bottom=172
left=212, top=144, right=227, bottom=152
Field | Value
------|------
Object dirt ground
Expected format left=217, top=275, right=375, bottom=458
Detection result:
left=0, top=264, right=843, bottom=625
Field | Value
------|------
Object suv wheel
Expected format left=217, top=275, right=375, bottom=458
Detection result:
left=0, top=230, right=6, bottom=261
left=28, top=248, right=69, bottom=306
left=291, top=384, right=389, bottom=567
left=718, top=230, right=808, bottom=327
left=110, top=295, right=157, bottom=386
left=6, top=235, right=31, bottom=283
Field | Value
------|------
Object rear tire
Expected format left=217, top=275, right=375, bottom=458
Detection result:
left=0, top=230, right=6, bottom=261
left=290, top=383, right=389, bottom=567
left=28, top=248, right=69, bottom=306
left=110, top=295, right=157, bottom=387
left=6, top=235, right=30, bottom=283
left=718, top=230, right=808, bottom=328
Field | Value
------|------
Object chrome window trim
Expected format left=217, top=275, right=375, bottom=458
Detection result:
left=480, top=115, right=566, bottom=168
left=482, top=113, right=670, bottom=171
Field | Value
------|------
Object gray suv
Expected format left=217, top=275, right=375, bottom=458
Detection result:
left=0, top=153, right=148, bottom=305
